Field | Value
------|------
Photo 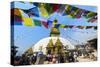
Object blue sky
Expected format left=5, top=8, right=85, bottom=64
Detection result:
left=12, top=1, right=97, bottom=55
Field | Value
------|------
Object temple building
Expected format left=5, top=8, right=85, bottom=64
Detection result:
left=25, top=20, right=75, bottom=55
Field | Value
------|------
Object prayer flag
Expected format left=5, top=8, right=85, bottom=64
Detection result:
left=83, top=10, right=90, bottom=18
left=41, top=20, right=48, bottom=28
left=65, top=5, right=72, bottom=14
left=14, top=21, right=22, bottom=25
left=33, top=19, right=42, bottom=26
left=54, top=24, right=60, bottom=28
left=68, top=25, right=74, bottom=28
left=75, top=9, right=84, bottom=18
left=11, top=8, right=23, bottom=25
left=14, top=15, right=22, bottom=22
left=59, top=24, right=65, bottom=28
left=22, top=17, right=34, bottom=26
left=53, top=4, right=59, bottom=11
left=86, top=26, right=93, bottom=29
left=64, top=25, right=69, bottom=28
left=88, top=16, right=97, bottom=22
left=57, top=5, right=66, bottom=14
left=45, top=4, right=53, bottom=15
left=87, top=12, right=97, bottom=18
left=48, top=20, right=53, bottom=28
left=22, top=7, right=40, bottom=17
left=77, top=26, right=85, bottom=29
left=68, top=6, right=78, bottom=18
left=11, top=8, right=22, bottom=17
left=39, top=3, right=49, bottom=18
left=19, top=1, right=25, bottom=4
left=33, top=3, right=39, bottom=7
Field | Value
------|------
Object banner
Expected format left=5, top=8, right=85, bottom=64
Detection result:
left=22, top=17, right=34, bottom=26
left=88, top=16, right=97, bottom=22
left=62, top=5, right=97, bottom=22
left=39, top=3, right=49, bottom=18
left=33, top=19, right=42, bottom=26
left=41, top=20, right=48, bottom=28
left=22, top=7, right=40, bottom=17
left=54, top=24, right=97, bottom=30
left=11, top=8, right=23, bottom=25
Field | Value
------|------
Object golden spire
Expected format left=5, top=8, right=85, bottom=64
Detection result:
left=55, top=38, right=63, bottom=47
left=47, top=39, right=53, bottom=48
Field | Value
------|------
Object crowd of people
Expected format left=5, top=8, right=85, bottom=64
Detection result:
left=12, top=49, right=96, bottom=66
left=12, top=51, right=76, bottom=65
left=14, top=52, right=94, bottom=65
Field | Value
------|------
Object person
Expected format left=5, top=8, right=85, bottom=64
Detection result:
left=51, top=54, right=57, bottom=64
left=20, top=54, right=30, bottom=65
left=47, top=54, right=52, bottom=62
left=73, top=52, right=78, bottom=62
left=59, top=54, right=64, bottom=63
left=30, top=54, right=37, bottom=64
left=14, top=56, right=21, bottom=66
left=52, top=57, right=57, bottom=63
left=35, top=51, right=46, bottom=64
left=67, top=52, right=75, bottom=62
left=89, top=53, right=97, bottom=61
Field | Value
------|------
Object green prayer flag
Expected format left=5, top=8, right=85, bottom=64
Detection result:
left=33, top=19, right=42, bottom=26
left=59, top=24, right=65, bottom=28
left=45, top=3, right=53, bottom=15
left=87, top=12, right=97, bottom=18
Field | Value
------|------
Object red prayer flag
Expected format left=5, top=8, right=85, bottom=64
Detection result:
left=53, top=4, right=59, bottom=11
left=41, top=21, right=48, bottom=28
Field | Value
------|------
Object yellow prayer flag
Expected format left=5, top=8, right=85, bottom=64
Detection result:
left=39, top=4, right=49, bottom=17
left=22, top=17, right=34, bottom=26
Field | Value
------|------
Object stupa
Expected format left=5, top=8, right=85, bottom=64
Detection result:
left=31, top=19, right=75, bottom=55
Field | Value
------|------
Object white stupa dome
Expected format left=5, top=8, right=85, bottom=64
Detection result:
left=32, top=37, right=75, bottom=55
